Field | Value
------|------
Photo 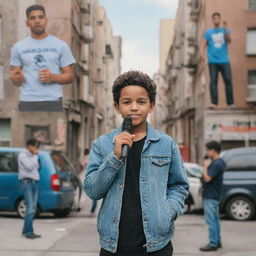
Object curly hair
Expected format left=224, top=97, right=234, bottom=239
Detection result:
left=112, top=70, right=157, bottom=103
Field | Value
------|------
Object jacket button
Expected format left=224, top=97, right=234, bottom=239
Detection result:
left=118, top=184, right=123, bottom=189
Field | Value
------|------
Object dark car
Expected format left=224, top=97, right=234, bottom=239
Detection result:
left=0, top=147, right=78, bottom=218
left=220, top=147, right=256, bottom=221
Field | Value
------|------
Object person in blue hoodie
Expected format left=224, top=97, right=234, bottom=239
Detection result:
left=84, top=70, right=189, bottom=256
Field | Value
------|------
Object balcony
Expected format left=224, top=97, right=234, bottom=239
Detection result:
left=79, top=75, right=95, bottom=105
left=81, top=25, right=93, bottom=42
left=81, top=43, right=89, bottom=62
left=79, top=0, right=90, bottom=13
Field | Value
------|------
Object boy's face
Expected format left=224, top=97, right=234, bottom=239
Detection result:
left=28, top=145, right=39, bottom=155
left=26, top=10, right=48, bottom=35
left=206, top=148, right=215, bottom=158
left=114, top=85, right=155, bottom=128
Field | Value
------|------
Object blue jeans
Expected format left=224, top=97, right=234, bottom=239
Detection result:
left=208, top=63, right=234, bottom=105
left=20, top=179, right=39, bottom=235
left=203, top=199, right=221, bottom=246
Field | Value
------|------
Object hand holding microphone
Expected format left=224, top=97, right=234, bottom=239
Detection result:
left=114, top=117, right=134, bottom=161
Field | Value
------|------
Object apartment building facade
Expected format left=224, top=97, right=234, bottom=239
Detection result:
left=165, top=0, right=256, bottom=163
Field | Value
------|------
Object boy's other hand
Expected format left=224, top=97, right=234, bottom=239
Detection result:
left=114, top=132, right=135, bottom=159
left=39, top=69, right=53, bottom=83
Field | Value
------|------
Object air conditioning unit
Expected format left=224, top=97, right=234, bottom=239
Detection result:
left=81, top=43, right=89, bottom=62
left=247, top=85, right=256, bottom=102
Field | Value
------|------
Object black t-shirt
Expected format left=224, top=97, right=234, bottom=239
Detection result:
left=117, top=136, right=147, bottom=252
left=100, top=136, right=173, bottom=256
left=202, top=158, right=225, bottom=201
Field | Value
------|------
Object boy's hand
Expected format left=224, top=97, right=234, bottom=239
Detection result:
left=10, top=68, right=25, bottom=86
left=114, top=132, right=135, bottom=159
left=39, top=69, right=53, bottom=83
left=203, top=159, right=212, bottom=169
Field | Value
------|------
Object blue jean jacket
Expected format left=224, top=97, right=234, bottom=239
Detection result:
left=84, top=123, right=189, bottom=253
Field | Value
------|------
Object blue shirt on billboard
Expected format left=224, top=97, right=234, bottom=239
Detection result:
left=10, top=35, right=75, bottom=102
left=204, top=27, right=231, bottom=64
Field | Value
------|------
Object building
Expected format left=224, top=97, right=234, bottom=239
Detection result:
left=151, top=19, right=175, bottom=132
left=165, top=0, right=256, bottom=163
left=0, top=0, right=121, bottom=162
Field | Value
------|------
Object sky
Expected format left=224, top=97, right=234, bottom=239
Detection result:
left=99, top=0, right=179, bottom=77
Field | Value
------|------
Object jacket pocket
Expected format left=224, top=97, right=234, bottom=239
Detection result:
left=151, top=158, right=171, bottom=167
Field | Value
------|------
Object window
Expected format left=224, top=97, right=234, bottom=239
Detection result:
left=26, top=125, right=50, bottom=144
left=105, top=44, right=113, bottom=56
left=0, top=119, right=11, bottom=146
left=0, top=152, right=18, bottom=173
left=226, top=153, right=256, bottom=170
left=247, top=70, right=256, bottom=101
left=246, top=29, right=256, bottom=55
left=0, top=64, right=3, bottom=102
left=248, top=70, right=256, bottom=85
left=248, top=0, right=256, bottom=10
left=0, top=15, right=2, bottom=50
left=51, top=152, right=73, bottom=172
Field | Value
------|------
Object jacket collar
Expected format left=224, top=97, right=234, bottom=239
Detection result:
left=112, top=122, right=161, bottom=144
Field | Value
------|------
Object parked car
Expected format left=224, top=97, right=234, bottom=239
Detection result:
left=0, top=147, right=77, bottom=218
left=220, top=147, right=256, bottom=221
left=184, top=162, right=203, bottom=213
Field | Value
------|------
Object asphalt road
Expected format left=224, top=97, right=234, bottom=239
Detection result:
left=0, top=206, right=255, bottom=256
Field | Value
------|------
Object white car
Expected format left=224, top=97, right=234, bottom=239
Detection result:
left=184, top=162, right=203, bottom=213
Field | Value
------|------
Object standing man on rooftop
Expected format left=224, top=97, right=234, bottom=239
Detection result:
left=201, top=12, right=235, bottom=109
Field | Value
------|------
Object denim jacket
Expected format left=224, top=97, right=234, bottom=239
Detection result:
left=84, top=123, right=189, bottom=253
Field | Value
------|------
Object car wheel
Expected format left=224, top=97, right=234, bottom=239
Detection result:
left=16, top=199, right=41, bottom=218
left=226, top=196, right=255, bottom=221
left=16, top=199, right=26, bottom=218
left=53, top=208, right=71, bottom=218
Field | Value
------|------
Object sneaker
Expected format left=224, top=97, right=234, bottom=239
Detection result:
left=25, top=233, right=41, bottom=239
left=199, top=244, right=218, bottom=251
left=218, top=242, right=222, bottom=248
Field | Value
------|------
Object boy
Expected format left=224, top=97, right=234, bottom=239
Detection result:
left=10, top=4, right=75, bottom=111
left=19, top=139, right=41, bottom=239
left=84, top=71, right=189, bottom=256
left=200, top=141, right=225, bottom=252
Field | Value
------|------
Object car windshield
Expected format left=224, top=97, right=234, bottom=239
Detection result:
left=51, top=152, right=73, bottom=172
left=185, top=166, right=202, bottom=177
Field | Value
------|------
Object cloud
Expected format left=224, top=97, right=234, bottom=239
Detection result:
left=141, top=0, right=179, bottom=12
left=121, top=39, right=158, bottom=76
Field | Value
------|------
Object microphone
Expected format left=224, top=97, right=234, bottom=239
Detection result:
left=121, top=117, right=133, bottom=161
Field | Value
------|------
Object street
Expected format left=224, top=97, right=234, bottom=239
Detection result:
left=0, top=199, right=255, bottom=256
